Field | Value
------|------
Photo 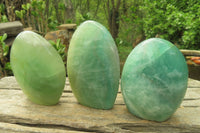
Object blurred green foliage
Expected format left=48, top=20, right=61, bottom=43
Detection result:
left=49, top=39, right=66, bottom=62
left=0, top=33, right=12, bottom=78
left=0, top=3, right=8, bottom=22
left=141, top=0, right=200, bottom=49
left=1, top=0, right=200, bottom=50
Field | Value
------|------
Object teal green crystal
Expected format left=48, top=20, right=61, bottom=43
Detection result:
left=10, top=31, right=66, bottom=105
left=67, top=20, right=120, bottom=109
left=121, top=38, right=188, bottom=122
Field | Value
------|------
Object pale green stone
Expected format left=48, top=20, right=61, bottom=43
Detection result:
left=10, top=31, right=66, bottom=105
left=67, top=20, right=120, bottom=109
left=121, top=38, right=188, bottom=122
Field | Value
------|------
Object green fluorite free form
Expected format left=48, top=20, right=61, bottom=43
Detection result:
left=121, top=38, right=188, bottom=122
left=10, top=31, right=66, bottom=105
left=67, top=20, right=120, bottom=109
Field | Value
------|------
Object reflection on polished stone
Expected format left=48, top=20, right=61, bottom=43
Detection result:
left=11, top=31, right=66, bottom=105
left=67, top=20, right=120, bottom=109
left=121, top=38, right=188, bottom=122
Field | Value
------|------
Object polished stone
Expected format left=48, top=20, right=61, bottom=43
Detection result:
left=121, top=38, right=188, bottom=122
left=67, top=20, right=120, bottom=109
left=10, top=31, right=66, bottom=105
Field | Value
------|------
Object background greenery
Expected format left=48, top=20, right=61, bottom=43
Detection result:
left=1, top=0, right=200, bottom=49
left=0, top=0, right=200, bottom=77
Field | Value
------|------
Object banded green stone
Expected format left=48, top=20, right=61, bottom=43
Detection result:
left=121, top=38, right=188, bottom=122
left=10, top=31, right=66, bottom=105
left=67, top=20, right=120, bottom=109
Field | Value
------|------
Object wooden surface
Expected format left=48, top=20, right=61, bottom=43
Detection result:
left=57, top=24, right=77, bottom=30
left=180, top=49, right=200, bottom=56
left=0, top=21, right=23, bottom=37
left=0, top=77, right=200, bottom=133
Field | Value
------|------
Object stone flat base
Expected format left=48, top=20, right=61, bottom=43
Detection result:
left=0, top=77, right=200, bottom=132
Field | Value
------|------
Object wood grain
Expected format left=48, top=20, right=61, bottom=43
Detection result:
left=0, top=77, right=200, bottom=133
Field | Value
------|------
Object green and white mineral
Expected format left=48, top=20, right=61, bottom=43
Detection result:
left=10, top=31, right=66, bottom=105
left=67, top=20, right=120, bottom=109
left=121, top=38, right=188, bottom=122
